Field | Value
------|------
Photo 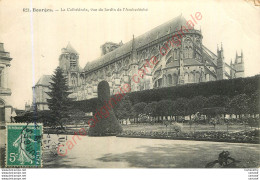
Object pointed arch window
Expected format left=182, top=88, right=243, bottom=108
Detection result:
left=167, top=74, right=172, bottom=85
left=205, top=74, right=210, bottom=82
left=173, top=74, right=178, bottom=86
left=189, top=73, right=195, bottom=83
left=71, top=74, right=78, bottom=87
left=184, top=47, right=188, bottom=58
left=158, top=78, right=162, bottom=87
left=184, top=73, right=189, bottom=83
left=188, top=47, right=193, bottom=58
left=184, top=39, right=193, bottom=59
left=195, top=72, right=201, bottom=83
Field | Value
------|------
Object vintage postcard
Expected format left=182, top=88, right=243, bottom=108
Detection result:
left=0, top=0, right=259, bottom=177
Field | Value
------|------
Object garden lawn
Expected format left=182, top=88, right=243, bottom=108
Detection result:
left=43, top=135, right=259, bottom=168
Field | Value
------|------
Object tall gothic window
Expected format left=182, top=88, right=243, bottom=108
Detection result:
left=70, top=54, right=77, bottom=68
left=188, top=47, right=193, bottom=58
left=184, top=47, right=188, bottom=58
left=195, top=72, right=201, bottom=83
left=173, top=74, right=178, bottom=86
left=158, top=78, right=162, bottom=87
left=71, top=74, right=77, bottom=87
left=80, top=76, right=85, bottom=85
left=167, top=74, right=172, bottom=85
left=189, top=73, right=195, bottom=83
left=205, top=74, right=210, bottom=82
left=184, top=73, right=189, bottom=83
left=184, top=39, right=193, bottom=59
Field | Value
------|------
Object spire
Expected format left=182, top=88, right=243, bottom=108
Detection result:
left=221, top=42, right=223, bottom=51
left=66, top=42, right=78, bottom=54
left=217, top=44, right=219, bottom=52
left=131, top=34, right=137, bottom=63
left=241, top=49, right=243, bottom=57
left=230, top=59, right=232, bottom=65
left=235, top=51, right=238, bottom=64
left=131, top=34, right=135, bottom=51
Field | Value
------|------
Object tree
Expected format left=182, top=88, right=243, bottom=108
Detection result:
left=187, top=96, right=206, bottom=121
left=88, top=81, right=122, bottom=136
left=204, top=95, right=229, bottom=122
left=156, top=100, right=172, bottom=122
left=247, top=92, right=260, bottom=117
left=115, top=95, right=133, bottom=124
left=144, top=102, right=157, bottom=123
left=229, top=94, right=250, bottom=119
left=187, top=96, right=206, bottom=114
left=170, top=100, right=177, bottom=121
left=68, top=109, right=88, bottom=125
left=247, top=117, right=258, bottom=130
left=174, top=98, right=188, bottom=122
left=46, top=67, right=72, bottom=130
left=133, top=102, right=147, bottom=123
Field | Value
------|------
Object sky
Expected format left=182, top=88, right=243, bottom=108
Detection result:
left=0, top=0, right=259, bottom=109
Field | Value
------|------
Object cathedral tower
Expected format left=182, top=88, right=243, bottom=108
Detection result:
left=59, top=42, right=80, bottom=87
left=234, top=50, right=244, bottom=78
left=216, top=43, right=224, bottom=80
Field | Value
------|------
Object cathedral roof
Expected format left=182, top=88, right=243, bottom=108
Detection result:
left=202, top=45, right=217, bottom=66
left=35, top=75, right=52, bottom=86
left=84, top=14, right=188, bottom=72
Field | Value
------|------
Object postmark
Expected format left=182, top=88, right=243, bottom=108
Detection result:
left=6, top=123, right=43, bottom=167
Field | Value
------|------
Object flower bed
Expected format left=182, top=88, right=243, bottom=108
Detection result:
left=117, top=129, right=260, bottom=144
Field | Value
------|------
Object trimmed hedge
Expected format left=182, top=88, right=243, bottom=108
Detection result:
left=88, top=81, right=122, bottom=136
left=73, top=75, right=260, bottom=112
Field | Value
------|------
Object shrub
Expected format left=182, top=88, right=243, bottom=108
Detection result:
left=88, top=81, right=122, bottom=136
left=138, top=114, right=149, bottom=123
left=170, top=122, right=183, bottom=133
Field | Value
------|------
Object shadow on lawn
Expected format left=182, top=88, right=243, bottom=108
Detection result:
left=42, top=150, right=91, bottom=168
left=96, top=142, right=259, bottom=168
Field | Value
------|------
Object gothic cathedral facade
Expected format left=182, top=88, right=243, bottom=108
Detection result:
left=35, top=15, right=244, bottom=110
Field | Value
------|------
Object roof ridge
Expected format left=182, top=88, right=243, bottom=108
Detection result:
left=84, top=15, right=186, bottom=72
left=35, top=75, right=52, bottom=86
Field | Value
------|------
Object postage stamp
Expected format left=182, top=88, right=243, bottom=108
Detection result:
left=6, top=123, right=43, bottom=167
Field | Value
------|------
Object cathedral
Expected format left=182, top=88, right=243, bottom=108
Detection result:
left=34, top=15, right=244, bottom=110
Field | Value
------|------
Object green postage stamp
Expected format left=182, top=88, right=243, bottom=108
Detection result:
left=6, top=123, right=43, bottom=167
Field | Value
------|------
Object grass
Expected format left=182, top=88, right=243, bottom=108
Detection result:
left=43, top=136, right=260, bottom=168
